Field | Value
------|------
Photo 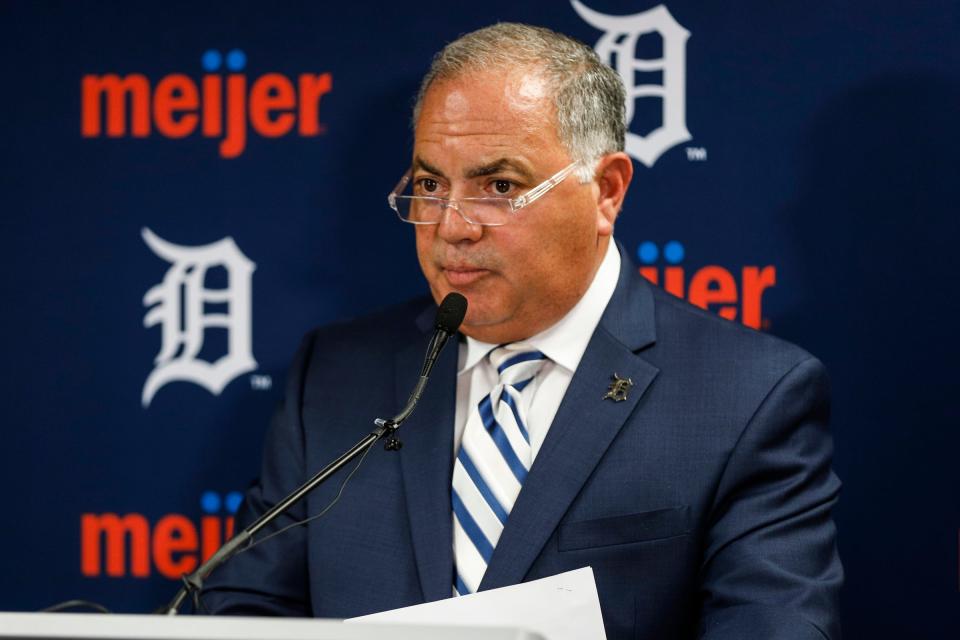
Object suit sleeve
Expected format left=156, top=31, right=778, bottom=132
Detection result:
left=200, top=330, right=319, bottom=616
left=699, top=356, right=843, bottom=640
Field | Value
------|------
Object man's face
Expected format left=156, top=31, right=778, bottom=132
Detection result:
left=412, top=66, right=613, bottom=344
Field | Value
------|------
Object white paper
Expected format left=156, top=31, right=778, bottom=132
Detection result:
left=347, top=567, right=606, bottom=640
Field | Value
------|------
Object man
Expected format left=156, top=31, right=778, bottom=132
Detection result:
left=203, top=24, right=842, bottom=639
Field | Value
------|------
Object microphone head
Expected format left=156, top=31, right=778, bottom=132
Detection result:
left=435, top=293, right=468, bottom=334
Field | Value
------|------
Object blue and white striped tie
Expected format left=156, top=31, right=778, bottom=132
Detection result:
left=452, top=343, right=547, bottom=596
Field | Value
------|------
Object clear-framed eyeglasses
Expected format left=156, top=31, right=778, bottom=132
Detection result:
left=387, top=161, right=582, bottom=227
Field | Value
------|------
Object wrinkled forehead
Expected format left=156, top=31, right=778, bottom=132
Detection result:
left=413, top=65, right=564, bottom=165
left=418, top=64, right=557, bottom=126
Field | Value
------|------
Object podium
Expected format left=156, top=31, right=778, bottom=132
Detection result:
left=0, top=613, right=545, bottom=640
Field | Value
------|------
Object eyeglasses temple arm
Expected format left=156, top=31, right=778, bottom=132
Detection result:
left=388, top=170, right=413, bottom=206
left=510, top=162, right=580, bottom=210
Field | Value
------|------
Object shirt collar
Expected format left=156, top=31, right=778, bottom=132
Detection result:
left=459, top=239, right=621, bottom=373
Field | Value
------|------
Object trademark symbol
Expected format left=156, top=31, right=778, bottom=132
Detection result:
left=250, top=374, right=273, bottom=390
left=762, top=318, right=772, bottom=331
left=686, top=147, right=708, bottom=161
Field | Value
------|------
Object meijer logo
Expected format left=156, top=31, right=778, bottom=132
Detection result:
left=81, top=49, right=332, bottom=158
left=142, top=228, right=256, bottom=407
left=637, top=241, right=777, bottom=330
left=81, top=491, right=240, bottom=579
left=573, top=1, right=691, bottom=167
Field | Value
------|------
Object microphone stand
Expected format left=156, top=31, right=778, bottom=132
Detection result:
left=164, top=415, right=400, bottom=615
left=164, top=354, right=447, bottom=614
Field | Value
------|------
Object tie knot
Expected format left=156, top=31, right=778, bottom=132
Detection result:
left=489, top=343, right=547, bottom=389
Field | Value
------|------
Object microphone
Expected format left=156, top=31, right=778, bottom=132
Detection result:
left=422, top=291, right=468, bottom=374
left=390, top=292, right=467, bottom=428
left=436, top=291, right=469, bottom=333
left=163, top=293, right=467, bottom=614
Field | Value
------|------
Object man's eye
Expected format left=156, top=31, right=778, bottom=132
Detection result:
left=417, top=178, right=439, bottom=193
left=493, top=180, right=512, bottom=195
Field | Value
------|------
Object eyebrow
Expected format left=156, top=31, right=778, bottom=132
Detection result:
left=464, top=158, right=535, bottom=182
left=413, top=156, right=447, bottom=179
left=413, top=156, right=536, bottom=183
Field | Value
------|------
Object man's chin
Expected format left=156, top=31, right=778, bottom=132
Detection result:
left=456, top=307, right=527, bottom=344
left=426, top=281, right=518, bottom=340
left=428, top=276, right=494, bottom=316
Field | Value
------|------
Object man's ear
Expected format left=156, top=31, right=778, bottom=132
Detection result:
left=594, top=152, right=633, bottom=236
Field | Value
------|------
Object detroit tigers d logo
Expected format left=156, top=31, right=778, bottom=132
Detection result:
left=572, top=1, right=692, bottom=167
left=141, top=227, right=257, bottom=407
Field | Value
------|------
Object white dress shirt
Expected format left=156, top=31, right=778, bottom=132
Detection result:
left=454, top=240, right=621, bottom=460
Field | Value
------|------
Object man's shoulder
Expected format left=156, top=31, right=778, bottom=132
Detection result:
left=628, top=274, right=828, bottom=440
left=638, top=274, right=819, bottom=378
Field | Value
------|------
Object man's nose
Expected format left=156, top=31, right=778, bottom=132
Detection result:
left=436, top=201, right=483, bottom=243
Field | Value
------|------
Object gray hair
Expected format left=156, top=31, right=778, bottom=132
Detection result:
left=413, top=23, right=626, bottom=182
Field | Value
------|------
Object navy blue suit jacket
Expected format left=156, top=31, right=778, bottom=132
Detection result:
left=204, top=252, right=842, bottom=639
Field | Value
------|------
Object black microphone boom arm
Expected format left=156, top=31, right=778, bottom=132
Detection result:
left=162, top=293, right=467, bottom=615
left=164, top=418, right=392, bottom=615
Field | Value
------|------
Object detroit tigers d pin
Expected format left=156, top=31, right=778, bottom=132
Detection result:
left=603, top=373, right=633, bottom=402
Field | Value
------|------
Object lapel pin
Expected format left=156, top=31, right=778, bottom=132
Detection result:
left=603, top=373, right=633, bottom=402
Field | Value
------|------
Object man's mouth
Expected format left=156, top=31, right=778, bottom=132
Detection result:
left=441, top=265, right=490, bottom=286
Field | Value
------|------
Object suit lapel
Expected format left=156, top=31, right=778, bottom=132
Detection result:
left=480, top=249, right=660, bottom=591
left=396, top=310, right=457, bottom=603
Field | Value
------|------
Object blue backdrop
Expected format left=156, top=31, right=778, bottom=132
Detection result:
left=1, top=1, right=957, bottom=636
